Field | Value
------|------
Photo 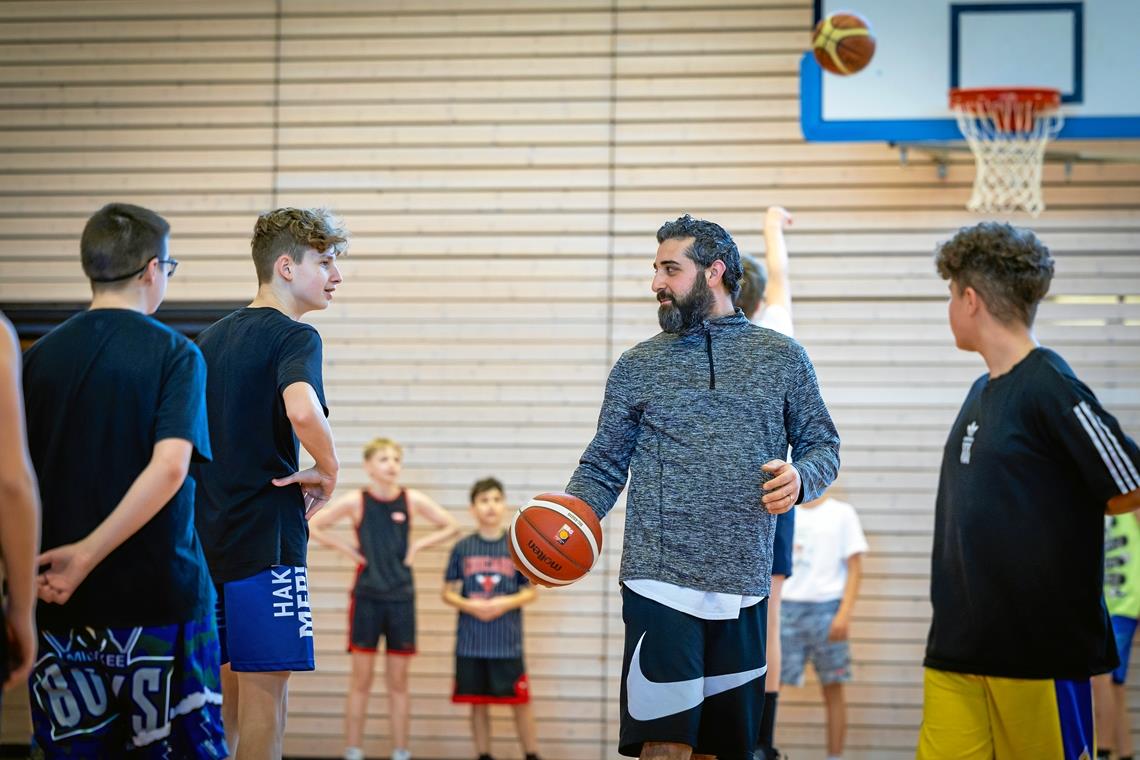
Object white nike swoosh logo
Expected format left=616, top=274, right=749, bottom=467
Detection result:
left=626, top=633, right=767, bottom=722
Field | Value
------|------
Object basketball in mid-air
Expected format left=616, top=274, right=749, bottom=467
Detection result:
left=508, top=492, right=602, bottom=587
left=812, top=11, right=876, bottom=76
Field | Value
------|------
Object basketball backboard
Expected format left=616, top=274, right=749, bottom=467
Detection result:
left=801, top=0, right=1140, bottom=142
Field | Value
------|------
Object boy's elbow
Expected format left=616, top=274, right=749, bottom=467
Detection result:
left=157, top=458, right=189, bottom=489
left=0, top=471, right=37, bottom=504
left=286, top=405, right=316, bottom=429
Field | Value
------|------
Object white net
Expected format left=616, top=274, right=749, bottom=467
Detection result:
left=952, top=92, right=1063, bottom=216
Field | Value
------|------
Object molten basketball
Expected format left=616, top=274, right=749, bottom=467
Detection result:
left=508, top=492, right=603, bottom=587
left=812, top=12, right=876, bottom=76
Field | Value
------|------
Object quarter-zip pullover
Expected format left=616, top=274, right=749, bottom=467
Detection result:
left=567, top=309, right=840, bottom=597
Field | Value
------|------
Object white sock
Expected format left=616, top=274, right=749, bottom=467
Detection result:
left=392, top=749, right=412, bottom=760
left=344, top=749, right=364, bottom=760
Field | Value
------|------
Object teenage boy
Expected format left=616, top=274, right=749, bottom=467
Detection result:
left=918, top=222, right=1140, bottom=760
left=23, top=203, right=226, bottom=757
left=194, top=207, right=347, bottom=759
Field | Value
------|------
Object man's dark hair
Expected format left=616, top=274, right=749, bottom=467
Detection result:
left=656, top=215, right=744, bottom=300
left=935, top=221, right=1054, bottom=327
left=470, top=477, right=504, bottom=503
left=80, top=203, right=170, bottom=287
left=736, top=254, right=768, bottom=318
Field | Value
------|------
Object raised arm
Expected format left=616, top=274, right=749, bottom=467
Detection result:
left=404, top=488, right=461, bottom=566
left=0, top=316, right=40, bottom=687
left=307, top=489, right=366, bottom=564
left=762, top=206, right=793, bottom=314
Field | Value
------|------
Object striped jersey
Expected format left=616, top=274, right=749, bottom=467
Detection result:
left=353, top=489, right=414, bottom=601
left=445, top=532, right=530, bottom=658
left=925, top=347, right=1140, bottom=680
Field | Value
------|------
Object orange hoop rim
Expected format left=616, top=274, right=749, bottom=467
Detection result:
left=949, top=87, right=1062, bottom=114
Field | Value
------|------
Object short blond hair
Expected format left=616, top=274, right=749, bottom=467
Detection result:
left=363, top=437, right=403, bottom=461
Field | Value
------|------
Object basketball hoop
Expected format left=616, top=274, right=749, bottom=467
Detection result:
left=949, top=87, right=1063, bottom=216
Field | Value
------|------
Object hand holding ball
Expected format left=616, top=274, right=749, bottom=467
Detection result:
left=508, top=493, right=603, bottom=587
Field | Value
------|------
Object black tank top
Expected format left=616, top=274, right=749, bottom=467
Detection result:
left=353, top=489, right=414, bottom=600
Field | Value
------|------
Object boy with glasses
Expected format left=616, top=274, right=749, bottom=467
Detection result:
left=23, top=203, right=226, bottom=757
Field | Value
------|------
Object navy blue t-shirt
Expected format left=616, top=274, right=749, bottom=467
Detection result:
left=22, top=309, right=213, bottom=628
left=445, top=532, right=530, bottom=658
left=192, top=307, right=328, bottom=583
left=926, top=347, right=1140, bottom=680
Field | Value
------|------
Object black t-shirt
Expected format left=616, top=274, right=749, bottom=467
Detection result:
left=925, top=347, right=1140, bottom=680
left=353, top=490, right=414, bottom=601
left=22, top=309, right=213, bottom=629
left=192, top=307, right=327, bottom=583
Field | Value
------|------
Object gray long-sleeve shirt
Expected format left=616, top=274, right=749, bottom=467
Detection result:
left=566, top=309, right=840, bottom=597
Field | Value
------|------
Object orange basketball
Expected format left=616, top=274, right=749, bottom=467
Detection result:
left=812, top=11, right=876, bottom=76
left=507, top=492, right=603, bottom=587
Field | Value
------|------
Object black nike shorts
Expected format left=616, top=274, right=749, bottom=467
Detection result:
left=619, top=586, right=767, bottom=759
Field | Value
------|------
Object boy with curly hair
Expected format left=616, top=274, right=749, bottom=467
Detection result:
left=917, top=222, right=1140, bottom=760
left=194, top=207, right=348, bottom=758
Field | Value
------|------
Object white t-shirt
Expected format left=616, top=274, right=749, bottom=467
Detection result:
left=624, top=579, right=764, bottom=621
left=757, top=304, right=794, bottom=338
left=782, top=498, right=868, bottom=603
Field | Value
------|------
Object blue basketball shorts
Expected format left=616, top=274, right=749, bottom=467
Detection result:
left=216, top=565, right=315, bottom=672
left=1110, top=615, right=1138, bottom=685
left=29, top=610, right=227, bottom=759
left=772, top=509, right=795, bottom=578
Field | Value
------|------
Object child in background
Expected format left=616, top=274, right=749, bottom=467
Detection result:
left=309, top=437, right=460, bottom=760
left=1095, top=512, right=1140, bottom=760
left=780, top=494, right=867, bottom=760
left=443, top=478, right=541, bottom=760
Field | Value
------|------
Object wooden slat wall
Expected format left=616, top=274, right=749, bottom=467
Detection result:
left=2, top=1, right=1139, bottom=758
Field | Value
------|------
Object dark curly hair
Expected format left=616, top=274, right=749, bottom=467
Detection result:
left=251, top=207, right=349, bottom=285
left=935, top=221, right=1054, bottom=327
left=656, top=214, right=744, bottom=300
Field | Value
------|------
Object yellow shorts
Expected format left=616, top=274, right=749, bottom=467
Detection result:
left=916, top=668, right=1094, bottom=760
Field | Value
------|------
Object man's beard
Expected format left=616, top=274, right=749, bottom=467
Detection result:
left=657, top=274, right=715, bottom=334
